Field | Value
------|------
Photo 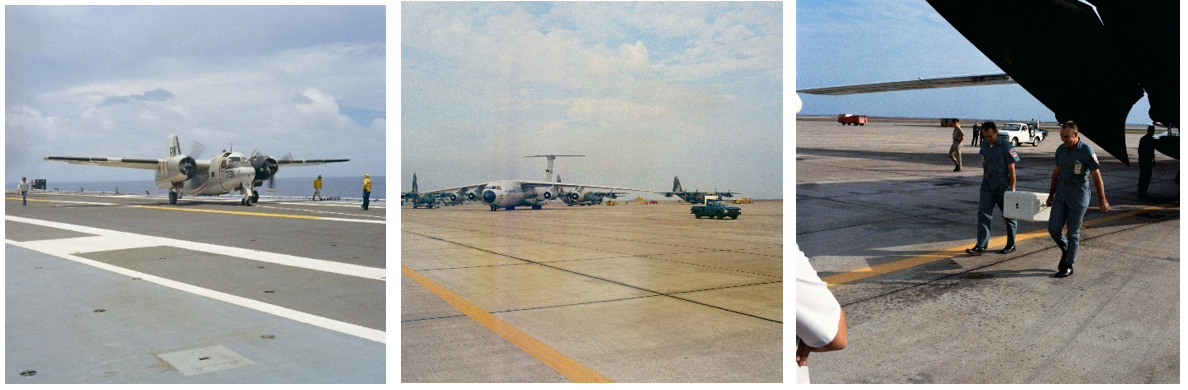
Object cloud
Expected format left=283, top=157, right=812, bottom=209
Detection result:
left=97, top=87, right=175, bottom=106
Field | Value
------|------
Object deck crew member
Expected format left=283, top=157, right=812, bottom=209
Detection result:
left=966, top=121, right=1019, bottom=255
left=362, top=174, right=372, bottom=210
left=949, top=119, right=964, bottom=172
left=1045, top=121, right=1109, bottom=278
left=313, top=175, right=324, bottom=201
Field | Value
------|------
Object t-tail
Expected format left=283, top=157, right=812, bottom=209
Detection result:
left=672, top=176, right=684, bottom=193
left=168, top=135, right=182, bottom=157
left=411, top=172, right=419, bottom=193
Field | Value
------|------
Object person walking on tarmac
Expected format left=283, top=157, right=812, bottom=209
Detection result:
left=966, top=122, right=1019, bottom=256
left=1045, top=121, right=1109, bottom=278
left=362, top=174, right=372, bottom=210
left=17, top=177, right=30, bottom=206
left=971, top=121, right=981, bottom=146
left=1137, top=125, right=1156, bottom=199
left=949, top=119, right=964, bottom=172
left=312, top=175, right=324, bottom=201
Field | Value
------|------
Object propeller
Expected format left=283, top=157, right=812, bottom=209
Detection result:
left=248, top=149, right=280, bottom=188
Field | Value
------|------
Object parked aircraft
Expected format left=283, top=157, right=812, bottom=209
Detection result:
left=660, top=176, right=737, bottom=204
left=401, top=173, right=441, bottom=209
left=554, top=175, right=625, bottom=206
left=797, top=0, right=1179, bottom=164
left=45, top=135, right=348, bottom=206
left=424, top=175, right=647, bottom=211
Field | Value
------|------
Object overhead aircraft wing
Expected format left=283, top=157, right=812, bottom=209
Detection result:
left=797, top=74, right=1014, bottom=95
left=44, top=156, right=162, bottom=169
left=520, top=180, right=649, bottom=193
left=276, top=158, right=349, bottom=167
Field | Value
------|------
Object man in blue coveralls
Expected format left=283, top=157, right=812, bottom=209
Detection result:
left=1045, top=121, right=1109, bottom=278
left=966, top=122, right=1019, bottom=256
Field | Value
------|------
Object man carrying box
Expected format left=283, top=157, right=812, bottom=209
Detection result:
left=966, top=121, right=1019, bottom=256
left=1045, top=121, right=1110, bottom=278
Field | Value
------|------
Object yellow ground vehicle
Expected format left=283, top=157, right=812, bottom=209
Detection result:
left=732, top=198, right=754, bottom=204
left=605, top=200, right=618, bottom=206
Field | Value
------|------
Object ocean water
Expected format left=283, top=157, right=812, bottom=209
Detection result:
left=7, top=176, right=386, bottom=200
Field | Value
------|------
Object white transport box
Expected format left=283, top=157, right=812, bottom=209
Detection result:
left=1003, top=191, right=1051, bottom=222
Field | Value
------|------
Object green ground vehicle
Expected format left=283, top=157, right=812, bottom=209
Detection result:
left=691, top=196, right=742, bottom=219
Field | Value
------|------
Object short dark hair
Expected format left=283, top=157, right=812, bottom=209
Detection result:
left=981, top=121, right=997, bottom=131
left=1061, top=120, right=1077, bottom=130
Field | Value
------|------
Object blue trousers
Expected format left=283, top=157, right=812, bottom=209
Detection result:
left=362, top=190, right=370, bottom=210
left=976, top=184, right=1016, bottom=249
left=21, top=190, right=27, bottom=206
left=1048, top=198, right=1087, bottom=266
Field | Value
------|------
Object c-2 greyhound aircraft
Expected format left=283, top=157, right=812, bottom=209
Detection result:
left=45, top=134, right=348, bottom=206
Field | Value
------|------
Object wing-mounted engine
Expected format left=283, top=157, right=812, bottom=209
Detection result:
left=249, top=154, right=279, bottom=187
left=156, top=154, right=197, bottom=186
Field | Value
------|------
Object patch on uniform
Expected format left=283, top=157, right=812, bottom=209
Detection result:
left=1091, top=151, right=1099, bottom=164
left=1074, top=161, right=1083, bottom=175
left=1009, top=149, right=1018, bottom=160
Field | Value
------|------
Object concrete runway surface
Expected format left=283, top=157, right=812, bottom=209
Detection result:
left=796, top=116, right=1178, bottom=383
left=5, top=193, right=385, bottom=383
left=401, top=200, right=783, bottom=382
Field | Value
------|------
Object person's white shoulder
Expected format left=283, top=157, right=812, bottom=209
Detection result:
left=796, top=247, right=842, bottom=348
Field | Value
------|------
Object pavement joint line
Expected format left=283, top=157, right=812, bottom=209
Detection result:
left=400, top=264, right=614, bottom=383
left=821, top=201, right=1179, bottom=287
left=405, top=229, right=783, bottom=324
left=6, top=238, right=386, bottom=344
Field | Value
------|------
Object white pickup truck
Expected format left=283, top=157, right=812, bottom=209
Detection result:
left=998, top=122, right=1047, bottom=147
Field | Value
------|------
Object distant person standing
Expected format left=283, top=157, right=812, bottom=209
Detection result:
left=966, top=121, right=1019, bottom=256
left=1045, top=121, right=1109, bottom=278
left=17, top=177, right=30, bottom=206
left=362, top=174, right=372, bottom=210
left=313, top=175, right=324, bottom=201
left=949, top=119, right=964, bottom=172
left=1137, top=125, right=1156, bottom=199
left=971, top=121, right=981, bottom=146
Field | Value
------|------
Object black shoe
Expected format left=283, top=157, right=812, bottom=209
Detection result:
left=953, top=167, right=961, bottom=172
left=965, top=247, right=985, bottom=256
left=998, top=246, right=1016, bottom=254
left=1052, top=266, right=1073, bottom=278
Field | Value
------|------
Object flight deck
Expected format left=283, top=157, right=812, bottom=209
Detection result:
left=401, top=200, right=783, bottom=382
left=5, top=192, right=386, bottom=383
left=796, top=116, right=1179, bottom=383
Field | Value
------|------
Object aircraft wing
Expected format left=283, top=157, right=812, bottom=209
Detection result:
left=276, top=158, right=349, bottom=167
left=520, top=180, right=649, bottom=193
left=797, top=73, right=1015, bottom=95
left=421, top=183, right=489, bottom=197
left=44, top=156, right=163, bottom=170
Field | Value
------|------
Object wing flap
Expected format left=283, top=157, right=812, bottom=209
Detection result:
left=44, top=156, right=162, bottom=170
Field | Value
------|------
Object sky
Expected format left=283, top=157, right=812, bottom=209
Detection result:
left=796, top=0, right=1153, bottom=125
left=401, top=2, right=784, bottom=200
left=5, top=5, right=386, bottom=185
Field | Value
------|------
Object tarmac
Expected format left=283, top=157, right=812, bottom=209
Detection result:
left=4, top=192, right=386, bottom=383
left=401, top=199, right=783, bottom=382
left=796, top=116, right=1179, bottom=383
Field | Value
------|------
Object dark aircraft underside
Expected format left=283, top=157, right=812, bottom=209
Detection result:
left=927, top=0, right=1178, bottom=164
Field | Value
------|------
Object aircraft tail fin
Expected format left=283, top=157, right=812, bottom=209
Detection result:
left=168, top=135, right=182, bottom=157
left=673, top=176, right=683, bottom=193
left=412, top=172, right=418, bottom=193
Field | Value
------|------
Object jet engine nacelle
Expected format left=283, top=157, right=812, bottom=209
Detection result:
left=567, top=192, right=581, bottom=201
left=533, top=186, right=555, bottom=200
left=160, top=155, right=197, bottom=183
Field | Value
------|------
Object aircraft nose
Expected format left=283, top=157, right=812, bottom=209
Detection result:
left=482, top=190, right=496, bottom=204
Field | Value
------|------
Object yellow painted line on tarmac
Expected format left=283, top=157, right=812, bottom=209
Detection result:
left=134, top=205, right=321, bottom=220
left=823, top=201, right=1179, bottom=287
left=401, top=264, right=613, bottom=383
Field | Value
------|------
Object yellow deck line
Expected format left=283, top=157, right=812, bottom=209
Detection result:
left=822, top=201, right=1178, bottom=286
left=401, top=265, right=613, bottom=383
left=134, top=205, right=322, bottom=219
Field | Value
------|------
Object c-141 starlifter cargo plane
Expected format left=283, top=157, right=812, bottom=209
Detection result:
left=45, top=134, right=348, bottom=206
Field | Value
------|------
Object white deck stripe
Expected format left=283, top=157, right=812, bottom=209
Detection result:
left=5, top=215, right=385, bottom=281
left=6, top=239, right=384, bottom=344
left=5, top=215, right=386, bottom=344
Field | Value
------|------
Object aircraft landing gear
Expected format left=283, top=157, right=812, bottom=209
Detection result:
left=239, top=186, right=255, bottom=206
left=489, top=205, right=498, bottom=211
left=169, top=190, right=179, bottom=205
left=531, top=205, right=542, bottom=210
